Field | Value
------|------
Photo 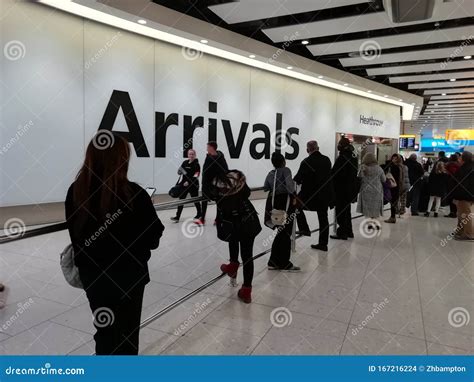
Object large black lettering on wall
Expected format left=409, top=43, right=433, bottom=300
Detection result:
left=98, top=90, right=150, bottom=157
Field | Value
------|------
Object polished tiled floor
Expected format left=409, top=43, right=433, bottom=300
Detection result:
left=0, top=199, right=472, bottom=355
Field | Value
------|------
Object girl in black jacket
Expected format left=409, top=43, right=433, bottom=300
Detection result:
left=425, top=161, right=449, bottom=217
left=214, top=170, right=261, bottom=303
left=65, top=132, right=164, bottom=355
left=171, top=149, right=201, bottom=222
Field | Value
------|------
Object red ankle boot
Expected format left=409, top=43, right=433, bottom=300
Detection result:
left=220, top=262, right=239, bottom=278
left=238, top=286, right=252, bottom=304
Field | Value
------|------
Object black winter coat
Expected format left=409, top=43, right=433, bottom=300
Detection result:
left=65, top=182, right=164, bottom=298
left=428, top=172, right=449, bottom=197
left=294, top=151, right=334, bottom=211
left=178, top=159, right=200, bottom=188
left=453, top=163, right=474, bottom=202
left=202, top=151, right=229, bottom=198
left=331, top=148, right=358, bottom=203
left=405, top=158, right=424, bottom=185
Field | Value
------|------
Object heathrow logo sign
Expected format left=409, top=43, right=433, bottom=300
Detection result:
left=98, top=90, right=300, bottom=160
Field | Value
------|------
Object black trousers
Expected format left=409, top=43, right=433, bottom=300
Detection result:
left=228, top=238, right=254, bottom=287
left=390, top=188, right=400, bottom=218
left=86, top=285, right=145, bottom=355
left=268, top=220, right=294, bottom=270
left=335, top=200, right=353, bottom=238
left=176, top=185, right=201, bottom=219
left=297, top=208, right=329, bottom=245
left=409, top=182, right=421, bottom=214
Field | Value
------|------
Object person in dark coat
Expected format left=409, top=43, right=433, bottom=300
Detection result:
left=444, top=154, right=461, bottom=218
left=215, top=170, right=261, bottom=303
left=65, top=132, right=164, bottom=355
left=405, top=153, right=425, bottom=216
left=171, top=149, right=201, bottom=222
left=452, top=151, right=474, bottom=241
left=424, top=161, right=449, bottom=217
left=196, top=141, right=228, bottom=225
left=294, top=140, right=334, bottom=252
left=263, top=153, right=301, bottom=271
left=330, top=137, right=358, bottom=240
left=384, top=154, right=404, bottom=224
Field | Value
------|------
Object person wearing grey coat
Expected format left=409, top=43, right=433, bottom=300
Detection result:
left=357, top=153, right=386, bottom=218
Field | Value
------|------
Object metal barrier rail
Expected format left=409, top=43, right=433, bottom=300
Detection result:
left=0, top=187, right=265, bottom=244
left=138, top=210, right=389, bottom=331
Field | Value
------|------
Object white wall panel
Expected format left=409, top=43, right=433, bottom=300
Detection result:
left=0, top=0, right=401, bottom=206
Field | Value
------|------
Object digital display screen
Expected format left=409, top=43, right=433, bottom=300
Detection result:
left=399, top=136, right=416, bottom=150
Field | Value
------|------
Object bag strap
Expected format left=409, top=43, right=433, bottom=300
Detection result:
left=272, top=169, right=277, bottom=207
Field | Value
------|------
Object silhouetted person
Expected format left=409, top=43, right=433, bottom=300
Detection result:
left=405, top=153, right=424, bottom=216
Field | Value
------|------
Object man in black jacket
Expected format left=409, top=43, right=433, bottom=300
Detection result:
left=294, top=140, right=334, bottom=252
left=330, top=137, right=358, bottom=240
left=405, top=153, right=425, bottom=216
left=196, top=141, right=228, bottom=225
left=452, top=151, right=473, bottom=241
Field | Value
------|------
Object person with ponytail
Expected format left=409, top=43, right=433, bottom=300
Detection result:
left=65, top=131, right=164, bottom=355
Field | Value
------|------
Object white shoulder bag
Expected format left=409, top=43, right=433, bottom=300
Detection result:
left=60, top=244, right=83, bottom=289
left=270, top=169, right=290, bottom=226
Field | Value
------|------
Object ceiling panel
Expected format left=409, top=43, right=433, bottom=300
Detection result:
left=308, top=26, right=474, bottom=56
left=367, top=60, right=473, bottom=76
left=430, top=94, right=474, bottom=99
left=341, top=46, right=474, bottom=67
left=428, top=99, right=474, bottom=104
left=409, top=80, right=474, bottom=89
left=391, top=71, right=474, bottom=83
left=424, top=88, right=474, bottom=95
left=263, top=2, right=474, bottom=42
left=208, top=0, right=365, bottom=24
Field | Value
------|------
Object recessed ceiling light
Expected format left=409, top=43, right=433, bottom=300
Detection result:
left=398, top=99, right=403, bottom=101
left=318, top=75, right=323, bottom=79
left=384, top=95, right=388, bottom=97
left=430, top=110, right=434, bottom=113
left=302, top=40, right=309, bottom=45
left=441, top=93, right=446, bottom=96
left=464, top=55, right=472, bottom=59
left=450, top=78, right=456, bottom=82
left=343, top=83, right=348, bottom=86
left=367, top=90, right=372, bottom=93
left=411, top=102, right=416, bottom=105
left=434, top=103, right=438, bottom=106
left=200, top=39, right=208, bottom=44
left=137, top=19, right=147, bottom=24
left=249, top=54, right=255, bottom=58
left=287, top=66, right=293, bottom=70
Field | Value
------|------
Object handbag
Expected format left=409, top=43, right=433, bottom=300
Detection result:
left=386, top=170, right=397, bottom=189
left=270, top=169, right=290, bottom=226
left=60, top=244, right=83, bottom=289
left=168, top=176, right=185, bottom=198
